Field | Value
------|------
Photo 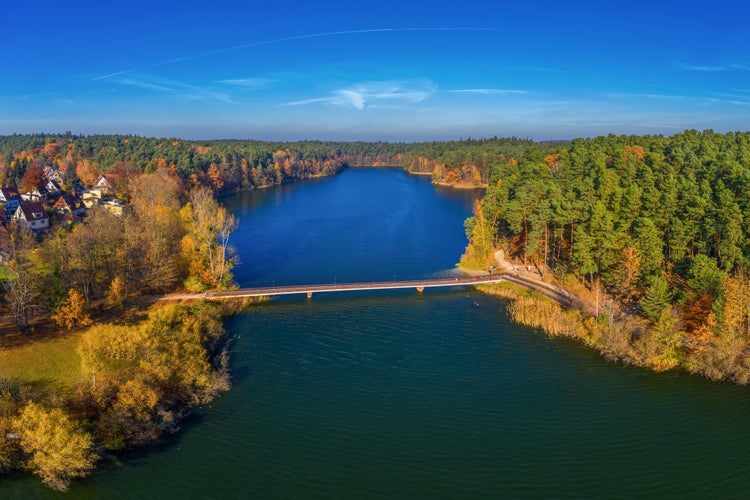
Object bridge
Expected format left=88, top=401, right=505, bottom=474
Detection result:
left=200, top=274, right=507, bottom=299
left=161, top=272, right=582, bottom=310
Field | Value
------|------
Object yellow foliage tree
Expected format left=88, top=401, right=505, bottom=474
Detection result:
left=722, top=269, right=750, bottom=340
left=181, top=188, right=237, bottom=288
left=105, top=276, right=126, bottom=309
left=13, top=402, right=96, bottom=491
left=460, top=200, right=493, bottom=269
left=614, top=246, right=641, bottom=300
left=206, top=163, right=224, bottom=191
left=51, top=289, right=92, bottom=330
left=115, top=378, right=159, bottom=414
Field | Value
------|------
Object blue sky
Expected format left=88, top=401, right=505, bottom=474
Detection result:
left=2, top=1, right=749, bottom=141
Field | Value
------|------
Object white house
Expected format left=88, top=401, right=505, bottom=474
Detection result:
left=13, top=202, right=49, bottom=230
left=46, top=180, right=62, bottom=197
left=93, top=175, right=113, bottom=193
left=20, top=186, right=49, bottom=202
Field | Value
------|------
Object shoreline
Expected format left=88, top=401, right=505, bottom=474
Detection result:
left=465, top=256, right=750, bottom=385
left=432, top=179, right=488, bottom=189
left=217, top=164, right=488, bottom=199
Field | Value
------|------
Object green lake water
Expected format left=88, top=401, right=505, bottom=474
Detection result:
left=4, top=168, right=750, bottom=498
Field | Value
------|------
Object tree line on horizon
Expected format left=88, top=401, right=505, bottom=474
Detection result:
left=0, top=133, right=551, bottom=191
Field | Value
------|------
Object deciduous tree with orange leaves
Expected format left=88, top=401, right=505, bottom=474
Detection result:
left=51, top=288, right=92, bottom=330
left=76, top=158, right=100, bottom=186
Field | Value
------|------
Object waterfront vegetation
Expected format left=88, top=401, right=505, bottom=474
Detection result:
left=3, top=130, right=750, bottom=489
left=0, top=135, right=248, bottom=489
left=0, top=301, right=234, bottom=490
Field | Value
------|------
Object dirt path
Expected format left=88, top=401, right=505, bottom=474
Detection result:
left=492, top=249, right=585, bottom=311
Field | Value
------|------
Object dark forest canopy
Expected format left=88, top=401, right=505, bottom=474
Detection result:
left=468, top=129, right=750, bottom=279
left=462, top=129, right=750, bottom=379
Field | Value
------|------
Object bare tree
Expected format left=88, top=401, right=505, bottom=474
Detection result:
left=130, top=171, right=184, bottom=292
left=2, top=227, right=44, bottom=331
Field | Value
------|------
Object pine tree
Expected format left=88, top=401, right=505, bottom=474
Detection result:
left=641, top=275, right=672, bottom=322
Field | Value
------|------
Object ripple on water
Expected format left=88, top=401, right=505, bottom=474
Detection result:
left=198, top=290, right=750, bottom=498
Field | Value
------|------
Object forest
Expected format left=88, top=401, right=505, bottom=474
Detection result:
left=462, top=129, right=750, bottom=382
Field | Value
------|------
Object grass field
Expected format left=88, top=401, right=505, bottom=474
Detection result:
left=0, top=332, right=83, bottom=389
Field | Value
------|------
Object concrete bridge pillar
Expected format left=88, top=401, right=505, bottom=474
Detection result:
left=306, top=291, right=313, bottom=299
left=416, top=286, right=424, bottom=293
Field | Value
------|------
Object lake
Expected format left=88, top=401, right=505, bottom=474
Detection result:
left=5, top=167, right=750, bottom=497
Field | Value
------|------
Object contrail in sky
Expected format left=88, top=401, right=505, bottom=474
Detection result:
left=91, top=27, right=499, bottom=81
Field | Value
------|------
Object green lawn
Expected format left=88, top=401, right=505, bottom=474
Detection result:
left=0, top=265, right=15, bottom=281
left=0, top=333, right=84, bottom=389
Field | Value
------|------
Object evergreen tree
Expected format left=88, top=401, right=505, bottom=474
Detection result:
left=641, top=275, right=673, bottom=322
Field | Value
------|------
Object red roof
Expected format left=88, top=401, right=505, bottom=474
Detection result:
left=0, top=187, right=20, bottom=201
left=17, top=202, right=48, bottom=222
left=54, top=194, right=84, bottom=211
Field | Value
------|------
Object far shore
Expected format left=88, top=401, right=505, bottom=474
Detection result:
left=401, top=169, right=488, bottom=189
left=432, top=180, right=487, bottom=190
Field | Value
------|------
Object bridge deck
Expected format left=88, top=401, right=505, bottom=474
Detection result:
left=203, top=274, right=508, bottom=299
left=159, top=271, right=583, bottom=311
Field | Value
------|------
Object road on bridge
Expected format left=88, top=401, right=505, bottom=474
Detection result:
left=158, top=272, right=583, bottom=311
left=161, top=274, right=506, bottom=301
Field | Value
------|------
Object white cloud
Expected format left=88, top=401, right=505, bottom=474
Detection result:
left=606, top=92, right=687, bottom=101
left=677, top=62, right=749, bottom=72
left=116, top=78, right=175, bottom=92
left=608, top=91, right=750, bottom=107
left=282, top=80, right=437, bottom=110
left=448, top=88, right=528, bottom=95
left=112, top=74, right=234, bottom=103
left=214, top=77, right=277, bottom=89
left=336, top=90, right=366, bottom=110
left=282, top=96, right=335, bottom=107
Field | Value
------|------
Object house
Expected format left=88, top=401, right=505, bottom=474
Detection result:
left=21, top=186, right=49, bottom=202
left=13, top=202, right=49, bottom=230
left=0, top=212, right=10, bottom=259
left=0, top=187, right=21, bottom=212
left=99, top=199, right=125, bottom=216
left=46, top=180, right=62, bottom=197
left=54, top=194, right=86, bottom=218
left=93, top=175, right=113, bottom=193
left=82, top=190, right=101, bottom=208
left=48, top=170, right=65, bottom=185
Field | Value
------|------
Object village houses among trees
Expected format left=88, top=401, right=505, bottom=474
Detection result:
left=0, top=135, right=244, bottom=333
